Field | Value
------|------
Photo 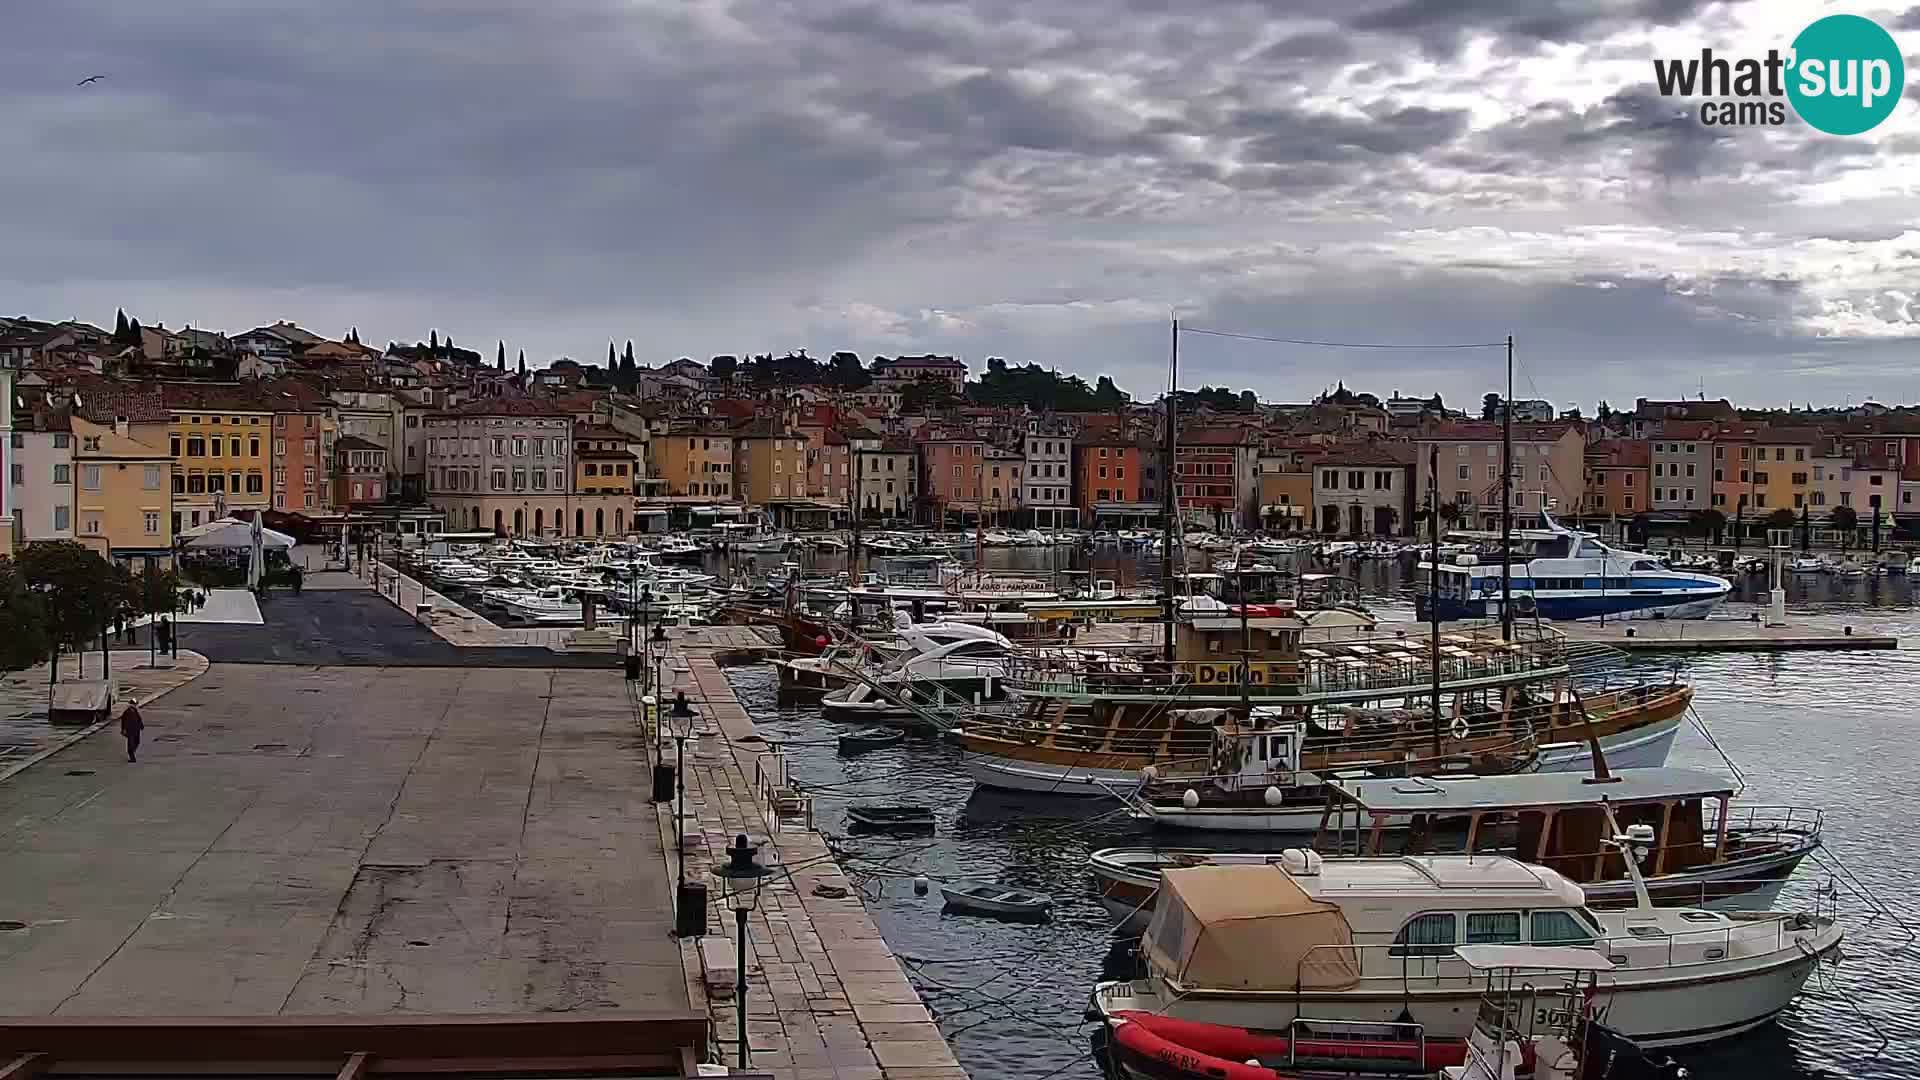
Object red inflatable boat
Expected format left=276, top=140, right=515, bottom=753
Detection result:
left=1103, top=1010, right=1479, bottom=1079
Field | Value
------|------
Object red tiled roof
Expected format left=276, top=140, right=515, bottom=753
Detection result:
left=69, top=378, right=169, bottom=424
left=1586, top=439, right=1650, bottom=468
left=1306, top=441, right=1416, bottom=467
left=1653, top=420, right=1716, bottom=440
left=1423, top=421, right=1578, bottom=442
left=159, top=382, right=276, bottom=412
left=333, top=435, right=386, bottom=452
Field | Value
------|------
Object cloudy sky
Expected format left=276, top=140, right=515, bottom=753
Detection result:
left=6, top=0, right=1919, bottom=407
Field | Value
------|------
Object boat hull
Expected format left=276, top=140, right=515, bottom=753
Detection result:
left=1537, top=712, right=1683, bottom=772
left=961, top=748, right=1145, bottom=796
left=1094, top=922, right=1840, bottom=1050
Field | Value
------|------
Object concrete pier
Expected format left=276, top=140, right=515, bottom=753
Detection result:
left=1554, top=619, right=1899, bottom=652
left=653, top=633, right=971, bottom=1079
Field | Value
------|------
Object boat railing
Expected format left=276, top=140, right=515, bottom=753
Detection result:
left=1709, top=804, right=1825, bottom=842
left=999, top=649, right=1572, bottom=701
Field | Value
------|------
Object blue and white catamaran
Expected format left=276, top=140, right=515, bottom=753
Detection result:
left=1417, top=512, right=1731, bottom=622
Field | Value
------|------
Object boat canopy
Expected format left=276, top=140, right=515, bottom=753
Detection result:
left=1144, top=866, right=1360, bottom=992
left=1327, top=767, right=1736, bottom=815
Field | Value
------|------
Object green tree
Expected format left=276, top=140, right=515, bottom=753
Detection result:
left=429, top=329, right=438, bottom=351
left=113, top=308, right=130, bottom=341
left=16, top=541, right=125, bottom=684
left=1829, top=504, right=1859, bottom=548
left=824, top=351, right=871, bottom=389
left=1689, top=508, right=1726, bottom=545
left=1596, top=400, right=1613, bottom=420
left=130, top=564, right=183, bottom=620
left=1482, top=393, right=1502, bottom=421
left=1763, top=508, right=1797, bottom=533
left=710, top=355, right=739, bottom=381
left=497, top=340, right=506, bottom=370
left=517, top=349, right=527, bottom=378
left=0, top=556, right=50, bottom=672
left=1092, top=376, right=1128, bottom=409
left=902, top=378, right=959, bottom=412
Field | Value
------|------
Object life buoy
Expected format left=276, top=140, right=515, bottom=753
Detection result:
left=1450, top=716, right=1471, bottom=741
left=1514, top=594, right=1537, bottom=614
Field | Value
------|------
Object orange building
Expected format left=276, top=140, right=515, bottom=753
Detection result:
left=1074, top=432, right=1143, bottom=518
left=918, top=435, right=985, bottom=522
left=1582, top=439, right=1651, bottom=518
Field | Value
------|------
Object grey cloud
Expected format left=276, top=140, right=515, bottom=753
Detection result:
left=0, top=0, right=1912, bottom=405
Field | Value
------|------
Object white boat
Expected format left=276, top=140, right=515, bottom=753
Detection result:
left=504, top=586, right=584, bottom=623
left=939, top=883, right=1052, bottom=918
left=1419, top=512, right=1730, bottom=621
left=820, top=623, right=1015, bottom=726
left=1787, top=555, right=1826, bottom=574
left=1092, top=848, right=1842, bottom=1050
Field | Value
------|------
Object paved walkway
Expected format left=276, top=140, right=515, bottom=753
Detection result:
left=0, top=649, right=210, bottom=780
left=654, top=647, right=969, bottom=1079
left=0, top=663, right=685, bottom=1018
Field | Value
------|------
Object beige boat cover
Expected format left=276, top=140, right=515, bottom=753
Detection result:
left=1143, top=865, right=1360, bottom=991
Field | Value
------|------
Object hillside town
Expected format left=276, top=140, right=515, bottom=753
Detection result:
left=4, top=310, right=1919, bottom=565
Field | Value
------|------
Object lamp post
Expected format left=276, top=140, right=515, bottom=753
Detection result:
left=714, top=833, right=771, bottom=1070
left=652, top=621, right=667, bottom=707
left=669, top=690, right=694, bottom=888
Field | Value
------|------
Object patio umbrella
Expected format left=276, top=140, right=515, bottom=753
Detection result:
left=181, top=517, right=295, bottom=551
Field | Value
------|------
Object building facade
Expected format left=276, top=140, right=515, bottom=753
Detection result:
left=731, top=427, right=810, bottom=505
left=919, top=436, right=985, bottom=521
left=1582, top=440, right=1651, bottom=519
left=655, top=429, right=734, bottom=498
left=1074, top=433, right=1147, bottom=525
left=852, top=434, right=915, bottom=519
left=1649, top=423, right=1712, bottom=514
left=163, top=386, right=272, bottom=527
left=1174, top=427, right=1257, bottom=530
left=424, top=400, right=576, bottom=536
left=1310, top=443, right=1414, bottom=536
left=333, top=436, right=389, bottom=507
left=10, top=404, right=73, bottom=544
left=72, top=416, right=175, bottom=565
left=1022, top=419, right=1076, bottom=527
left=1414, top=423, right=1586, bottom=527
left=874, top=355, right=967, bottom=394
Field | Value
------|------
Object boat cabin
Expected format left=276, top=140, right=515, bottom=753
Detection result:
left=1317, top=768, right=1743, bottom=883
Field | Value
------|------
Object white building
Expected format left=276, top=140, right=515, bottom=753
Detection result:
left=1022, top=418, right=1077, bottom=527
left=10, top=405, right=73, bottom=543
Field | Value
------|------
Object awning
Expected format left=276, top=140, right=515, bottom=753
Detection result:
left=1144, top=866, right=1359, bottom=992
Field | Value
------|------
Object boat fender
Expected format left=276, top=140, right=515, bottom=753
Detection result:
left=1450, top=716, right=1470, bottom=741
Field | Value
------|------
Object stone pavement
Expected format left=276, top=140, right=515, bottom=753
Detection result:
left=0, top=663, right=685, bottom=1019
left=0, top=648, right=210, bottom=782
left=653, top=649, right=969, bottom=1080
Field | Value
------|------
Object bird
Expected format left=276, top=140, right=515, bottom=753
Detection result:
left=76, top=74, right=106, bottom=86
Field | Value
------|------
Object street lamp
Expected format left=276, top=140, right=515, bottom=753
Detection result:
left=668, top=688, right=706, bottom=942
left=714, top=833, right=772, bottom=1070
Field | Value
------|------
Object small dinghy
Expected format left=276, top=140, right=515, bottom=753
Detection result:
left=940, top=883, right=1052, bottom=920
left=838, top=727, right=906, bottom=755
left=847, top=805, right=936, bottom=831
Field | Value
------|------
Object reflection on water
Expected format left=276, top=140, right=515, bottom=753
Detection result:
left=725, top=545, right=1920, bottom=1079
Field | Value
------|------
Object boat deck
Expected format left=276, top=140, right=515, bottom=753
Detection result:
left=1545, top=619, right=1899, bottom=652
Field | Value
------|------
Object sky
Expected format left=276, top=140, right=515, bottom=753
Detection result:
left=4, top=0, right=1918, bottom=409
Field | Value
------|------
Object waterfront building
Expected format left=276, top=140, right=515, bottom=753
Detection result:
left=423, top=398, right=575, bottom=536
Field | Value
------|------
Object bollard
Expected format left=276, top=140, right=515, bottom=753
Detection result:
left=651, top=761, right=675, bottom=803
left=675, top=881, right=708, bottom=938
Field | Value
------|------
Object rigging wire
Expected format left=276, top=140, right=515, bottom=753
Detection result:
left=1180, top=326, right=1508, bottom=350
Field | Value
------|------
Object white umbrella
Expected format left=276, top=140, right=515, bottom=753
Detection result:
left=182, top=518, right=295, bottom=550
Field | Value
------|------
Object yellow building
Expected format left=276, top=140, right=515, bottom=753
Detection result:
left=573, top=423, right=638, bottom=495
left=655, top=427, right=734, bottom=498
left=71, top=415, right=175, bottom=566
left=731, top=423, right=810, bottom=505
left=162, top=384, right=272, bottom=529
left=1710, top=424, right=1819, bottom=516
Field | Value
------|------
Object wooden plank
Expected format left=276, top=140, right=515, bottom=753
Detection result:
left=335, top=1051, right=371, bottom=1080
left=0, top=1053, right=46, bottom=1080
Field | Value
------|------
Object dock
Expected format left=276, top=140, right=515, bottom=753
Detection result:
left=654, top=632, right=972, bottom=1079
left=1553, top=619, right=1899, bottom=652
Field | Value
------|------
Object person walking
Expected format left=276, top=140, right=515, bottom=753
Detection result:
left=120, top=704, right=145, bottom=763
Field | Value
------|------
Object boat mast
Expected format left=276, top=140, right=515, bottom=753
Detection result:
left=849, top=437, right=862, bottom=582
left=1161, top=316, right=1178, bottom=665
left=1428, top=444, right=1441, bottom=759
left=1501, top=334, right=1514, bottom=642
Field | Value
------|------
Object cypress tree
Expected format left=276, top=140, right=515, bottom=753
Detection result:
left=517, top=349, right=527, bottom=378
left=429, top=329, right=438, bottom=351
left=497, top=341, right=506, bottom=370
left=113, top=308, right=129, bottom=339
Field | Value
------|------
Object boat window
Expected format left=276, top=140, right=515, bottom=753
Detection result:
left=1529, top=910, right=1595, bottom=945
left=1630, top=560, right=1660, bottom=572
left=1390, top=913, right=1456, bottom=957
left=1677, top=911, right=1724, bottom=924
left=948, top=640, right=1007, bottom=657
left=1625, top=925, right=1669, bottom=940
left=1464, top=912, right=1521, bottom=945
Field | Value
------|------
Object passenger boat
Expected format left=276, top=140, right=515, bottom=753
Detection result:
left=1091, top=766, right=1822, bottom=932
left=939, top=883, right=1052, bottom=919
left=952, top=601, right=1688, bottom=798
left=1416, top=513, right=1731, bottom=622
left=1090, top=848, right=1842, bottom=1049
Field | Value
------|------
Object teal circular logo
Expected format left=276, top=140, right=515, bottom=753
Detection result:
left=1786, top=14, right=1905, bottom=135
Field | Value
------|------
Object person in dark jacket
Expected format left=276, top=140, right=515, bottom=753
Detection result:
left=120, top=705, right=145, bottom=763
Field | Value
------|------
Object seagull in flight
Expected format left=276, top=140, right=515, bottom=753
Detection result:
left=77, top=74, right=106, bottom=86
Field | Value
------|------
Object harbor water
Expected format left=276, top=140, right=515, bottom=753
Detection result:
left=721, top=546, right=1920, bottom=1079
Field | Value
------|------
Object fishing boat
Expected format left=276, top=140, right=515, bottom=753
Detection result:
left=1091, top=766, right=1822, bottom=933
left=847, top=805, right=936, bottom=831
left=952, top=603, right=1689, bottom=798
left=939, top=883, right=1052, bottom=919
left=503, top=586, right=584, bottom=623
left=1090, top=846, right=1842, bottom=1049
left=837, top=727, right=906, bottom=754
left=1417, top=513, right=1731, bottom=622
